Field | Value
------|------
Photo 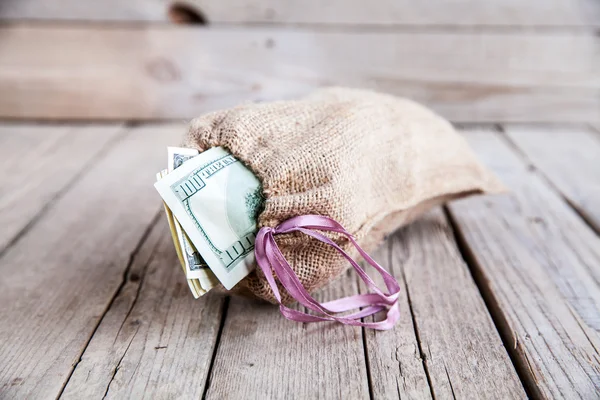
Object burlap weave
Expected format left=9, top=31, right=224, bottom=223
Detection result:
left=184, top=88, right=503, bottom=304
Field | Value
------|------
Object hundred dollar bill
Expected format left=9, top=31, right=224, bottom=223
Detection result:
left=168, top=147, right=219, bottom=289
left=156, top=170, right=204, bottom=298
left=155, top=146, right=262, bottom=290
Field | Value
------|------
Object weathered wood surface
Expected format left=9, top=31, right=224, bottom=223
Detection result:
left=61, top=217, right=224, bottom=399
left=1, top=0, right=599, bottom=27
left=364, top=209, right=525, bottom=399
left=0, top=124, right=182, bottom=399
left=503, top=124, right=600, bottom=233
left=205, top=269, right=370, bottom=399
left=448, top=128, right=600, bottom=399
left=361, top=235, right=432, bottom=399
left=1, top=123, right=599, bottom=398
left=0, top=25, right=598, bottom=122
left=0, top=124, right=123, bottom=254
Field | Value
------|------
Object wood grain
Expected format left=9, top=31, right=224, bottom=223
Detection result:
left=503, top=124, right=600, bottom=233
left=1, top=0, right=599, bottom=27
left=364, top=209, right=525, bottom=399
left=205, top=269, right=370, bottom=399
left=61, top=217, right=224, bottom=399
left=361, top=237, right=432, bottom=399
left=0, top=124, right=183, bottom=399
left=447, top=128, right=600, bottom=399
left=0, top=25, right=598, bottom=122
left=0, top=124, right=123, bottom=254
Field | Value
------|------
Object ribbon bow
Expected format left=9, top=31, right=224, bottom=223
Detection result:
left=254, top=215, right=400, bottom=330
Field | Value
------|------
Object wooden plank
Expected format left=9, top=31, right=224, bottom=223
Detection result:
left=0, top=25, right=598, bottom=122
left=205, top=270, right=370, bottom=399
left=447, top=128, right=600, bottom=399
left=362, top=237, right=432, bottom=399
left=0, top=124, right=123, bottom=254
left=503, top=124, right=600, bottom=233
left=0, top=124, right=183, bottom=399
left=364, top=209, right=525, bottom=399
left=61, top=217, right=224, bottom=399
left=1, top=0, right=599, bottom=27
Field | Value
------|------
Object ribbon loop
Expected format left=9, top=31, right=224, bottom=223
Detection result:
left=254, top=215, right=401, bottom=330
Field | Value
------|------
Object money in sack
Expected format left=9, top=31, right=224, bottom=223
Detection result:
left=155, top=88, right=504, bottom=330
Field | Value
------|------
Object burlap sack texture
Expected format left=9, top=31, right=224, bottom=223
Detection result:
left=184, top=87, right=504, bottom=304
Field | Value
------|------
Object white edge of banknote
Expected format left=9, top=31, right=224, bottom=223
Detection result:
left=154, top=147, right=256, bottom=290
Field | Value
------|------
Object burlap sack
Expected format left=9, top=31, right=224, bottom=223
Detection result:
left=184, top=87, right=503, bottom=304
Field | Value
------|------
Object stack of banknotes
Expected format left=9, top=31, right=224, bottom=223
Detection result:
left=155, top=147, right=261, bottom=297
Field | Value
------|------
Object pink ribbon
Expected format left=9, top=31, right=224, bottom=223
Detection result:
left=254, top=215, right=401, bottom=330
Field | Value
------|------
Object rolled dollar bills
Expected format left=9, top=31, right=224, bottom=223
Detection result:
left=167, top=147, right=219, bottom=291
left=156, top=169, right=205, bottom=298
left=155, top=146, right=262, bottom=292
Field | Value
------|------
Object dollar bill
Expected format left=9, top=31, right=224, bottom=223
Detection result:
left=167, top=147, right=219, bottom=289
left=168, top=146, right=198, bottom=171
left=156, top=170, right=204, bottom=298
left=155, top=146, right=262, bottom=290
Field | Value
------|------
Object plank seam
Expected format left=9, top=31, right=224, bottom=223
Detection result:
left=98, top=216, right=164, bottom=398
left=201, top=296, right=230, bottom=400
left=442, top=206, right=543, bottom=399
left=110, top=231, right=159, bottom=347
left=0, top=127, right=128, bottom=259
left=0, top=20, right=598, bottom=34
left=358, top=280, right=375, bottom=400
left=56, top=209, right=163, bottom=399
left=497, top=125, right=600, bottom=235
left=392, top=237, right=437, bottom=400
left=101, top=325, right=140, bottom=400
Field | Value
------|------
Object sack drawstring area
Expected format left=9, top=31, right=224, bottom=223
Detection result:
left=254, top=215, right=400, bottom=330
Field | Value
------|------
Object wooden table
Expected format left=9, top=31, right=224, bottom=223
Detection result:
left=0, top=123, right=598, bottom=399
left=1, top=0, right=599, bottom=397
